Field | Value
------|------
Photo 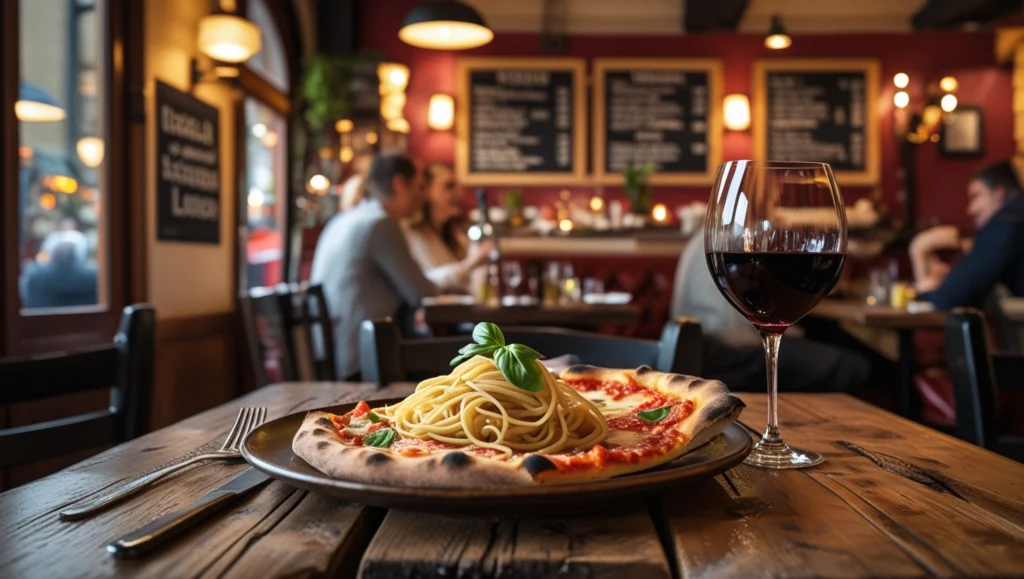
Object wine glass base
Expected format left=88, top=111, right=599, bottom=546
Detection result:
left=743, top=440, right=824, bottom=469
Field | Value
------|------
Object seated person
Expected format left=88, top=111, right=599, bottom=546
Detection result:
left=22, top=240, right=98, bottom=308
left=402, top=163, right=492, bottom=292
left=311, top=152, right=438, bottom=380
left=672, top=227, right=870, bottom=393
left=912, top=160, right=1024, bottom=309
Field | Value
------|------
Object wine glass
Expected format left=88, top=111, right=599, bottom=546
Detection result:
left=502, top=261, right=523, bottom=302
left=704, top=161, right=847, bottom=469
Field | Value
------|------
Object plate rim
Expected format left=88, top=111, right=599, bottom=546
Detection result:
left=241, top=398, right=752, bottom=500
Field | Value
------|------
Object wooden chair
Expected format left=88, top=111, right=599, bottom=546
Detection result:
left=240, top=285, right=297, bottom=386
left=0, top=304, right=155, bottom=468
left=944, top=308, right=1024, bottom=461
left=280, top=283, right=337, bottom=381
left=359, top=317, right=703, bottom=386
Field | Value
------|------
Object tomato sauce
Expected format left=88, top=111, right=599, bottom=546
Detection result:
left=563, top=378, right=646, bottom=400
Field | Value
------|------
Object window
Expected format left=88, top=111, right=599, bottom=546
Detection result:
left=18, top=0, right=106, bottom=311
left=243, top=98, right=288, bottom=288
left=240, top=0, right=292, bottom=291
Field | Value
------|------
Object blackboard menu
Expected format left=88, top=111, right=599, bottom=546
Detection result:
left=594, top=59, right=721, bottom=185
left=457, top=58, right=585, bottom=185
left=754, top=60, right=880, bottom=185
left=155, top=81, right=221, bottom=244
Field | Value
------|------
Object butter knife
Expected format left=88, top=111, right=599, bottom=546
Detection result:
left=107, top=468, right=271, bottom=559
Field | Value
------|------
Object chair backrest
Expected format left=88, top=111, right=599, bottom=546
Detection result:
left=240, top=285, right=297, bottom=386
left=986, top=284, right=1024, bottom=355
left=0, top=304, right=155, bottom=468
left=945, top=308, right=1002, bottom=448
left=279, top=283, right=337, bottom=381
left=359, top=317, right=703, bottom=386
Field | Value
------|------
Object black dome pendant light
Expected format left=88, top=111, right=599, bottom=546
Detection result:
left=399, top=1, right=494, bottom=50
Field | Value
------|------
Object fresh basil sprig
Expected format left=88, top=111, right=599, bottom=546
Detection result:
left=364, top=428, right=396, bottom=448
left=638, top=405, right=673, bottom=423
left=451, top=322, right=545, bottom=392
left=367, top=411, right=382, bottom=423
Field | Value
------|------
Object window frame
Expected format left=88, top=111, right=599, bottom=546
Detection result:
left=233, top=0, right=298, bottom=295
left=1, top=0, right=135, bottom=357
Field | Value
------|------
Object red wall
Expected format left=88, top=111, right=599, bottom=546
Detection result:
left=360, top=1, right=1013, bottom=232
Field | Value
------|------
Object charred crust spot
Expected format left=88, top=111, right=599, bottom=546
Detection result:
left=635, top=365, right=653, bottom=375
left=316, top=441, right=331, bottom=450
left=295, top=430, right=308, bottom=440
left=315, top=417, right=334, bottom=429
left=670, top=374, right=695, bottom=384
left=442, top=451, right=472, bottom=469
left=704, top=396, right=744, bottom=422
left=311, top=428, right=330, bottom=437
left=564, top=364, right=594, bottom=376
left=521, top=454, right=558, bottom=476
left=365, top=452, right=391, bottom=465
left=426, top=459, right=437, bottom=471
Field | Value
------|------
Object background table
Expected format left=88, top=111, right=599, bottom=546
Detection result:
left=809, top=299, right=946, bottom=418
left=3, top=382, right=1023, bottom=578
left=423, top=302, right=643, bottom=333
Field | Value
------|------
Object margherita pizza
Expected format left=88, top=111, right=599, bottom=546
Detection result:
left=292, top=325, right=744, bottom=488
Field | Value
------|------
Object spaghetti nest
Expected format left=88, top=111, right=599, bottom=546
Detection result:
left=375, top=356, right=608, bottom=457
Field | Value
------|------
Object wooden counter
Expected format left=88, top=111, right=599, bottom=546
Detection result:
left=498, top=232, right=688, bottom=257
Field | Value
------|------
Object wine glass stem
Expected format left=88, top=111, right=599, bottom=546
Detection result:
left=760, top=330, right=784, bottom=444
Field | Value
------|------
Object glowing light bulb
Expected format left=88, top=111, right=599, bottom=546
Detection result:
left=558, top=219, right=573, bottom=232
left=308, top=174, right=329, bottom=194
left=940, top=76, right=958, bottom=93
left=941, top=93, right=958, bottom=113
left=652, top=203, right=668, bottom=223
left=893, top=73, right=909, bottom=89
left=590, top=196, right=604, bottom=212
left=893, top=91, right=910, bottom=109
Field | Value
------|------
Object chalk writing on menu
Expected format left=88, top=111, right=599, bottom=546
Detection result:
left=766, top=71, right=866, bottom=171
left=155, top=81, right=220, bottom=244
left=469, top=69, right=574, bottom=174
left=604, top=70, right=709, bottom=173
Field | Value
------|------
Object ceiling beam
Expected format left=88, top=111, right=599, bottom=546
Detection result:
left=684, top=0, right=749, bottom=32
left=912, top=0, right=1022, bottom=29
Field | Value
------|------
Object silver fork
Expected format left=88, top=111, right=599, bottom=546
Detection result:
left=59, top=406, right=268, bottom=521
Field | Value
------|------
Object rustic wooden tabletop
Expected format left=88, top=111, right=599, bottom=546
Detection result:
left=811, top=298, right=947, bottom=330
left=2, top=382, right=1022, bottom=578
left=422, top=302, right=643, bottom=327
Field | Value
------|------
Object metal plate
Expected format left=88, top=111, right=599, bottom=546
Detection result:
left=242, top=399, right=751, bottom=516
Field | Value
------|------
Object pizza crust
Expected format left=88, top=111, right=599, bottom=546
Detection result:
left=292, top=366, right=745, bottom=488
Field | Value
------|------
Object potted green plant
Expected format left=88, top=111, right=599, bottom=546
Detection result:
left=623, top=162, right=655, bottom=216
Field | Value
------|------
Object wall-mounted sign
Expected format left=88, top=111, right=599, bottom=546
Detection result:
left=155, top=80, right=221, bottom=244
left=753, top=59, right=880, bottom=186
left=456, top=57, right=587, bottom=185
left=593, top=58, right=722, bottom=186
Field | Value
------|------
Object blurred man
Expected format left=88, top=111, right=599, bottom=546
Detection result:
left=672, top=227, right=870, bottom=393
left=23, top=240, right=98, bottom=308
left=912, top=160, right=1024, bottom=309
left=311, top=152, right=438, bottom=380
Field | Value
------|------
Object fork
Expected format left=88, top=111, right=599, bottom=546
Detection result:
left=58, top=407, right=267, bottom=521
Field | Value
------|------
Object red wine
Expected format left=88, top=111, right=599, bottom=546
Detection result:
left=706, top=251, right=846, bottom=331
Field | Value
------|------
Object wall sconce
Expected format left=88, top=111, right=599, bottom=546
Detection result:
left=892, top=72, right=959, bottom=143
left=378, top=63, right=410, bottom=94
left=428, top=94, right=454, bottom=130
left=191, top=11, right=261, bottom=88
left=723, top=94, right=750, bottom=131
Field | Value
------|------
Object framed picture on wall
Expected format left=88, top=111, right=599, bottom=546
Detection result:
left=940, top=106, right=984, bottom=157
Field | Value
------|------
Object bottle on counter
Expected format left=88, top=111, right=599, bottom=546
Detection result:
left=469, top=187, right=499, bottom=304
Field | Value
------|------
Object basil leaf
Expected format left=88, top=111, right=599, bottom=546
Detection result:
left=472, top=322, right=505, bottom=348
left=494, top=346, right=545, bottom=392
left=506, top=343, right=542, bottom=360
left=364, top=428, right=396, bottom=448
left=638, top=406, right=673, bottom=423
left=368, top=411, right=382, bottom=423
left=450, top=343, right=500, bottom=366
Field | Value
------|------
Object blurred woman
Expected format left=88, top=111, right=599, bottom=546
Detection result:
left=403, top=163, right=492, bottom=292
left=912, top=159, right=1024, bottom=308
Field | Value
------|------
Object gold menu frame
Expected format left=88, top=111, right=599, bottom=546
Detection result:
left=456, top=57, right=588, bottom=186
left=592, top=58, right=723, bottom=186
left=753, top=58, right=881, bottom=186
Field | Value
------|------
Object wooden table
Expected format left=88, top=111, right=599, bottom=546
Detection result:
left=809, top=299, right=946, bottom=418
left=3, top=382, right=1023, bottom=578
left=422, top=302, right=643, bottom=330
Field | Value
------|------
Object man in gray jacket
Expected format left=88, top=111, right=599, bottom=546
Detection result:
left=311, top=153, right=438, bottom=379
